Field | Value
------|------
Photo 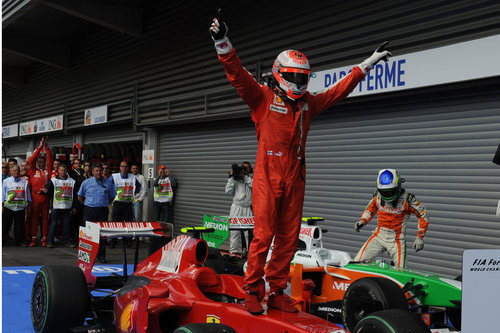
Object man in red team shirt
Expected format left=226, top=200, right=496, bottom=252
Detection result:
left=27, top=137, right=53, bottom=247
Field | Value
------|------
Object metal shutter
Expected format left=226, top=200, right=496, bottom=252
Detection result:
left=158, top=85, right=500, bottom=278
left=83, top=127, right=143, bottom=144
left=157, top=119, right=257, bottom=237
left=3, top=140, right=28, bottom=158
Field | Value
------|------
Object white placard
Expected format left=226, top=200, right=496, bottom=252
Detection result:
left=2, top=123, right=18, bottom=138
left=308, top=34, right=500, bottom=96
left=19, top=114, right=63, bottom=136
left=462, top=249, right=500, bottom=332
left=84, top=105, right=108, bottom=126
left=147, top=167, right=154, bottom=179
left=142, top=149, right=154, bottom=164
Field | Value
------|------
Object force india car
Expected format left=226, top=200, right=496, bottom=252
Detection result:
left=32, top=221, right=389, bottom=333
left=287, top=217, right=462, bottom=332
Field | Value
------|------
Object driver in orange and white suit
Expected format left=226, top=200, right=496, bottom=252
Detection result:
left=354, top=169, right=429, bottom=268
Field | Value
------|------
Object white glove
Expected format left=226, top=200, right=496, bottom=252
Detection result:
left=413, top=238, right=424, bottom=252
left=354, top=220, right=365, bottom=232
left=209, top=8, right=233, bottom=55
left=359, top=41, right=392, bottom=74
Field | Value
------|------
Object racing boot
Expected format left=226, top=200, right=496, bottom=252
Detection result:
left=267, top=288, right=298, bottom=313
left=41, top=237, right=47, bottom=247
left=29, top=237, right=37, bottom=247
left=244, top=279, right=265, bottom=315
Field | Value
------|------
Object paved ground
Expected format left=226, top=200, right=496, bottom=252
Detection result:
left=2, top=239, right=152, bottom=267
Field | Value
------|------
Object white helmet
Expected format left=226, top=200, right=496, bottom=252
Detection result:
left=272, top=50, right=311, bottom=100
left=376, top=169, right=403, bottom=201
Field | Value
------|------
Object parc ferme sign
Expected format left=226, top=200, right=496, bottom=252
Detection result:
left=19, top=114, right=63, bottom=136
left=307, top=34, right=500, bottom=96
left=84, top=105, right=108, bottom=126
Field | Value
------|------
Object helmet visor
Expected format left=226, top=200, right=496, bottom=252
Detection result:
left=282, top=72, right=309, bottom=85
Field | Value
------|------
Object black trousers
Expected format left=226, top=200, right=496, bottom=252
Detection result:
left=83, top=206, right=109, bottom=260
left=3, top=207, right=25, bottom=245
left=111, top=201, right=134, bottom=247
left=149, top=201, right=172, bottom=255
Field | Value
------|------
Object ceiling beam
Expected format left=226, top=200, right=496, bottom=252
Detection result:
left=40, top=0, right=143, bottom=37
left=3, top=37, right=71, bottom=69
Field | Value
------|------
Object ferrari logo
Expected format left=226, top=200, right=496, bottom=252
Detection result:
left=206, top=315, right=220, bottom=323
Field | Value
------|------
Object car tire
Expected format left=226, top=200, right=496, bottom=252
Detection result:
left=31, top=266, right=90, bottom=333
left=342, top=277, right=408, bottom=332
left=353, top=309, right=430, bottom=333
left=173, top=323, right=236, bottom=333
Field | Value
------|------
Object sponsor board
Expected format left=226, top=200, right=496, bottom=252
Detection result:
left=84, top=105, right=108, bottom=126
left=202, top=215, right=229, bottom=248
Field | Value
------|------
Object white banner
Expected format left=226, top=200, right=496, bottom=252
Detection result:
left=84, top=105, right=108, bottom=126
left=19, top=114, right=63, bottom=136
left=308, top=34, right=500, bottom=96
left=2, top=124, right=18, bottom=138
left=462, top=249, right=500, bottom=332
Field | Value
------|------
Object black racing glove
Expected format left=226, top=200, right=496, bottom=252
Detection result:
left=209, top=8, right=233, bottom=55
left=209, top=8, right=227, bottom=41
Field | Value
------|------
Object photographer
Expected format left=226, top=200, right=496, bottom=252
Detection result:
left=225, top=162, right=253, bottom=256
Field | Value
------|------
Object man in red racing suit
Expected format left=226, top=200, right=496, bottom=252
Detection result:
left=210, top=10, right=391, bottom=314
left=28, top=137, right=53, bottom=247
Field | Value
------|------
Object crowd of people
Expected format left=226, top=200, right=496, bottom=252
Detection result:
left=2, top=138, right=177, bottom=263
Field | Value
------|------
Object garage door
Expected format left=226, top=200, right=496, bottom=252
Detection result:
left=158, top=86, right=500, bottom=277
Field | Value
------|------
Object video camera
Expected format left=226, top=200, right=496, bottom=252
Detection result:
left=231, top=163, right=246, bottom=181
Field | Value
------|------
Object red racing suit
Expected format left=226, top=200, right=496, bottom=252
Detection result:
left=219, top=48, right=365, bottom=289
left=354, top=190, right=429, bottom=267
left=28, top=144, right=53, bottom=239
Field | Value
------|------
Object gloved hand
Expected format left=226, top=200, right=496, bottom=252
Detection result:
left=209, top=8, right=233, bottom=55
left=359, top=41, right=392, bottom=74
left=209, top=8, right=227, bottom=41
left=413, top=237, right=424, bottom=252
left=354, top=220, right=365, bottom=232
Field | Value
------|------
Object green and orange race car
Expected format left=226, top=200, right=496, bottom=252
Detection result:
left=287, top=217, right=461, bottom=332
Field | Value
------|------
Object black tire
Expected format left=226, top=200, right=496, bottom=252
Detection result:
left=353, top=309, right=430, bottom=333
left=31, top=266, right=90, bottom=333
left=174, top=323, right=236, bottom=333
left=343, top=277, right=408, bottom=332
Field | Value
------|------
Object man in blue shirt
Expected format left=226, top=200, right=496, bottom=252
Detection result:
left=78, top=162, right=116, bottom=263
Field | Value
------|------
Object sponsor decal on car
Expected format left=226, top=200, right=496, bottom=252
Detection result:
left=157, top=235, right=190, bottom=273
left=79, top=241, right=92, bottom=251
left=78, top=250, right=91, bottom=263
left=206, top=315, right=221, bottom=323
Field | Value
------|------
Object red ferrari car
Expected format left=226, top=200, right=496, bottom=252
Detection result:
left=31, top=222, right=361, bottom=333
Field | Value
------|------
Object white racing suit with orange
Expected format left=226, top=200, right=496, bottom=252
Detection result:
left=354, top=189, right=429, bottom=268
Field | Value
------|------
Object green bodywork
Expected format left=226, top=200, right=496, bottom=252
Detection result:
left=343, top=261, right=462, bottom=309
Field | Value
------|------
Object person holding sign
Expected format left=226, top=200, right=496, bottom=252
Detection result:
left=41, top=164, right=76, bottom=248
left=210, top=9, right=391, bottom=314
